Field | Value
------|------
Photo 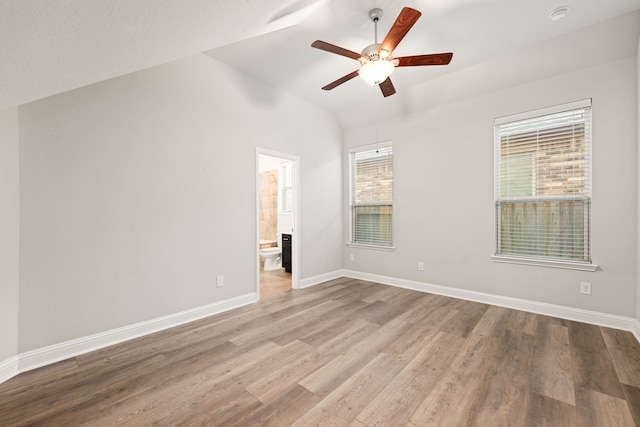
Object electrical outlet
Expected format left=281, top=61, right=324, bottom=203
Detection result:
left=349, top=254, right=355, bottom=262
left=418, top=262, right=424, bottom=271
left=216, top=275, right=224, bottom=288
left=580, top=282, right=591, bottom=295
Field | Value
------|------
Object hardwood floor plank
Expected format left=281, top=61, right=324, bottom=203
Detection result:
left=0, top=357, right=79, bottom=397
left=360, top=284, right=405, bottom=304
left=0, top=352, right=172, bottom=426
left=523, top=392, right=577, bottom=427
left=575, top=388, right=636, bottom=426
left=355, top=331, right=466, bottom=426
left=622, top=383, right=640, bottom=426
left=493, top=328, right=537, bottom=389
left=407, top=333, right=499, bottom=426
left=602, top=327, right=640, bottom=388
left=260, top=267, right=292, bottom=297
left=295, top=352, right=406, bottom=426
left=245, top=320, right=379, bottom=404
left=465, top=330, right=538, bottom=426
left=269, top=299, right=368, bottom=346
left=403, top=303, right=459, bottom=330
left=351, top=299, right=408, bottom=325
left=227, top=384, right=321, bottom=427
left=229, top=300, right=338, bottom=346
left=530, top=322, right=575, bottom=405
left=75, top=340, right=280, bottom=426
left=466, top=379, right=528, bottom=427
left=379, top=286, right=429, bottom=306
left=472, top=304, right=513, bottom=337
left=383, top=322, right=440, bottom=361
left=2, top=279, right=640, bottom=426
left=112, top=340, right=307, bottom=426
left=296, top=304, right=374, bottom=348
left=298, top=316, right=413, bottom=397
left=569, top=321, right=625, bottom=399
left=438, top=300, right=489, bottom=338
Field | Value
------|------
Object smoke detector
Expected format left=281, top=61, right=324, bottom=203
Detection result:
left=549, top=6, right=569, bottom=21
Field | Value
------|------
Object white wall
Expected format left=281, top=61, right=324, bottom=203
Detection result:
left=637, top=35, right=640, bottom=327
left=0, top=107, right=19, bottom=364
left=344, top=57, right=638, bottom=318
left=18, top=54, right=343, bottom=352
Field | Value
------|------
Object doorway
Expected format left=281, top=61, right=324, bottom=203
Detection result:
left=256, top=148, right=299, bottom=297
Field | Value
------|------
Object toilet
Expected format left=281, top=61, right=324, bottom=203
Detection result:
left=260, top=247, right=282, bottom=271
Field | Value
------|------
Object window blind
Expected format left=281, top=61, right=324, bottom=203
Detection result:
left=495, top=100, right=592, bottom=262
left=350, top=143, right=393, bottom=247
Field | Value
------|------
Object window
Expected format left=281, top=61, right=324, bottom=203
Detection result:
left=279, top=161, right=293, bottom=212
left=349, top=142, right=393, bottom=247
left=493, top=99, right=594, bottom=270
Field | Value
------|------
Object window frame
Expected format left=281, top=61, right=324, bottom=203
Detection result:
left=278, top=161, right=294, bottom=213
left=492, top=99, right=597, bottom=272
left=348, top=141, right=395, bottom=250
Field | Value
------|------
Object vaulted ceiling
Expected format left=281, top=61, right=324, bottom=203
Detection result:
left=3, top=0, right=640, bottom=129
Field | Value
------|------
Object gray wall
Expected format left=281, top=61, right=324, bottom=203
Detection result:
left=0, top=107, right=19, bottom=363
left=344, top=57, right=637, bottom=318
left=637, top=35, right=640, bottom=327
left=18, top=54, right=343, bottom=352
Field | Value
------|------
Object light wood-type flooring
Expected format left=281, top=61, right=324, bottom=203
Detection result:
left=1, top=278, right=640, bottom=426
left=260, top=265, right=291, bottom=297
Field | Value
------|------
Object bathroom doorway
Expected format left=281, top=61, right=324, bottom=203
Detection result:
left=256, top=149, right=299, bottom=297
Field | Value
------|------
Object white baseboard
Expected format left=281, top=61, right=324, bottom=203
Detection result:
left=0, top=356, right=19, bottom=384
left=3, top=271, right=639, bottom=386
left=299, top=269, right=346, bottom=289
left=343, top=269, right=639, bottom=336
left=16, top=292, right=258, bottom=377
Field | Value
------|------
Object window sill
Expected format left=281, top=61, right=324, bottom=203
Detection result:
left=347, top=243, right=396, bottom=252
left=491, top=255, right=598, bottom=272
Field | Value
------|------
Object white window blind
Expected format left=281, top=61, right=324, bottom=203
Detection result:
left=350, top=143, right=393, bottom=247
left=494, top=99, right=592, bottom=263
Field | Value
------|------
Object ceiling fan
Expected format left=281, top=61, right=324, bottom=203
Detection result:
left=311, top=7, right=453, bottom=97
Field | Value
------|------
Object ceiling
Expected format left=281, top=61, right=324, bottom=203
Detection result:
left=2, top=0, right=640, bottom=129
left=208, top=0, right=640, bottom=128
left=0, top=0, right=322, bottom=110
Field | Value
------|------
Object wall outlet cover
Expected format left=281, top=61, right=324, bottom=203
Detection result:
left=580, top=282, right=591, bottom=295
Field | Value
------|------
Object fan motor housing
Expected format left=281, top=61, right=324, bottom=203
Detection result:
left=361, top=43, right=381, bottom=62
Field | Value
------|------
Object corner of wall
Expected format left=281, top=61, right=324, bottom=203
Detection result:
left=0, top=106, right=20, bottom=378
left=636, top=32, right=640, bottom=326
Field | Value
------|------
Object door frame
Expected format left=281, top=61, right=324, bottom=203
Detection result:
left=255, top=148, right=300, bottom=297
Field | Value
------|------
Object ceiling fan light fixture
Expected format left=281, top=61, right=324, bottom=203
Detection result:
left=358, top=59, right=395, bottom=85
left=311, top=7, right=452, bottom=96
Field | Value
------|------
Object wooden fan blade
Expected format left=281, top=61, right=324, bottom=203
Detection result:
left=312, top=40, right=363, bottom=61
left=379, top=7, right=421, bottom=56
left=322, top=70, right=360, bottom=91
left=396, top=53, right=453, bottom=67
left=379, top=77, right=396, bottom=97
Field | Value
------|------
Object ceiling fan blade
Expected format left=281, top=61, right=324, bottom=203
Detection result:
left=396, top=53, right=453, bottom=67
left=379, top=7, right=421, bottom=56
left=379, top=77, right=396, bottom=97
left=312, top=40, right=363, bottom=61
left=322, top=70, right=360, bottom=91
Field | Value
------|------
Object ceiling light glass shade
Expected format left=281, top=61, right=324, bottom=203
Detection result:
left=358, top=59, right=395, bottom=85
